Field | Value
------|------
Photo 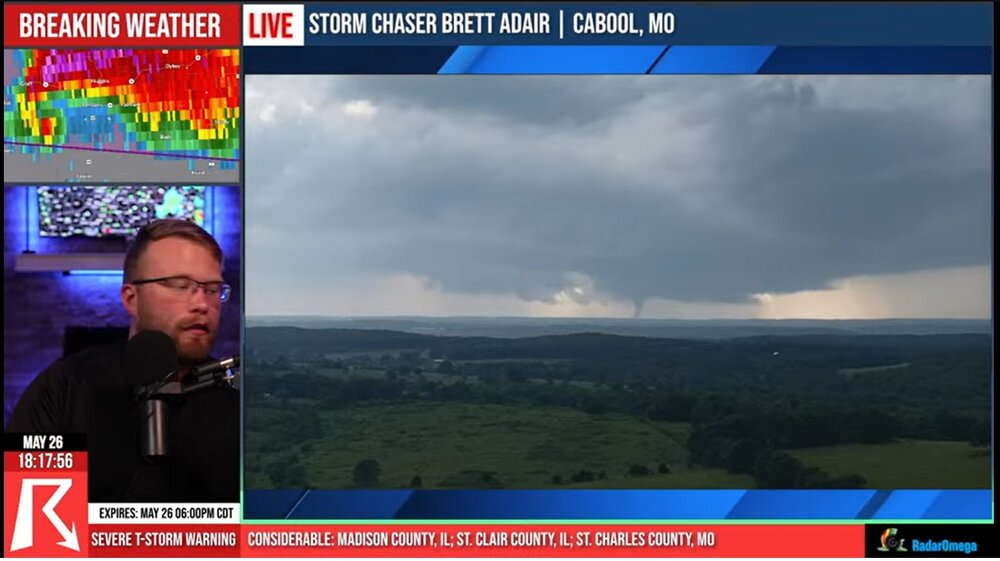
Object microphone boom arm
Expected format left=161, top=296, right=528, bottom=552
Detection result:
left=136, top=353, right=239, bottom=462
left=141, top=356, right=240, bottom=399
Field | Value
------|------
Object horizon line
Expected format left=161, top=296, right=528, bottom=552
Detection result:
left=244, top=314, right=991, bottom=322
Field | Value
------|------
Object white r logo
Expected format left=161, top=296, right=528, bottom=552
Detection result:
left=9, top=478, right=80, bottom=552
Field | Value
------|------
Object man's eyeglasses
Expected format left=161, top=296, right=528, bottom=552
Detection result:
left=131, top=276, right=232, bottom=303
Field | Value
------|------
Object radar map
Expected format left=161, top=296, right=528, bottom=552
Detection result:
left=3, top=48, right=240, bottom=183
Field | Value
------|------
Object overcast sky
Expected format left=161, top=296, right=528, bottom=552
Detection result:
left=245, top=75, right=990, bottom=319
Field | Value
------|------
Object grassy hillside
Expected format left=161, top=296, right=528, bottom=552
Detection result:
left=248, top=401, right=704, bottom=489
left=246, top=399, right=989, bottom=490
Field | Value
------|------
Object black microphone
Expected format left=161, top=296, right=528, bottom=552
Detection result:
left=190, top=355, right=240, bottom=379
left=124, top=330, right=178, bottom=461
left=179, top=356, right=240, bottom=395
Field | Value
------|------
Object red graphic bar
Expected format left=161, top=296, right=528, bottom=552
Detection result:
left=240, top=524, right=865, bottom=557
left=4, top=452, right=87, bottom=472
left=4, top=4, right=240, bottom=47
left=89, top=524, right=240, bottom=558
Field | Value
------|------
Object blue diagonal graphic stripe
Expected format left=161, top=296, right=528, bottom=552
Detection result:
left=392, top=490, right=748, bottom=519
left=242, top=489, right=307, bottom=520
left=438, top=46, right=489, bottom=74
left=296, top=490, right=415, bottom=519
left=725, top=490, right=877, bottom=519
left=758, top=46, right=991, bottom=74
left=447, top=46, right=667, bottom=74
left=922, top=490, right=992, bottom=519
left=651, top=46, right=777, bottom=74
left=869, top=490, right=942, bottom=519
left=243, top=488, right=991, bottom=520
left=855, top=490, right=894, bottom=519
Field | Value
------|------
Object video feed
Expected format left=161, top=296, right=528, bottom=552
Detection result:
left=244, top=75, right=991, bottom=492
left=4, top=184, right=242, bottom=501
left=38, top=185, right=205, bottom=237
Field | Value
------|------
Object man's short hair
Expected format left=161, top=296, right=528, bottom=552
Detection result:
left=123, top=219, right=223, bottom=282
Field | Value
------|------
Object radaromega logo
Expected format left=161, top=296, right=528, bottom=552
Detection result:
left=911, top=539, right=979, bottom=555
left=877, top=528, right=907, bottom=553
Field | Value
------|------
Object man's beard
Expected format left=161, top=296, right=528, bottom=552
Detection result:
left=173, top=331, right=214, bottom=366
left=137, top=318, right=214, bottom=366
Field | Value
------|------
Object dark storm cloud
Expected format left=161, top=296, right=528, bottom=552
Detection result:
left=245, top=75, right=990, bottom=309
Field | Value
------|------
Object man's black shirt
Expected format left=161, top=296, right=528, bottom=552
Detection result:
left=6, top=342, right=239, bottom=502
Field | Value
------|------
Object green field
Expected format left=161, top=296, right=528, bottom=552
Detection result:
left=308, top=402, right=693, bottom=489
left=248, top=401, right=711, bottom=489
left=791, top=440, right=990, bottom=488
left=246, top=401, right=990, bottom=490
